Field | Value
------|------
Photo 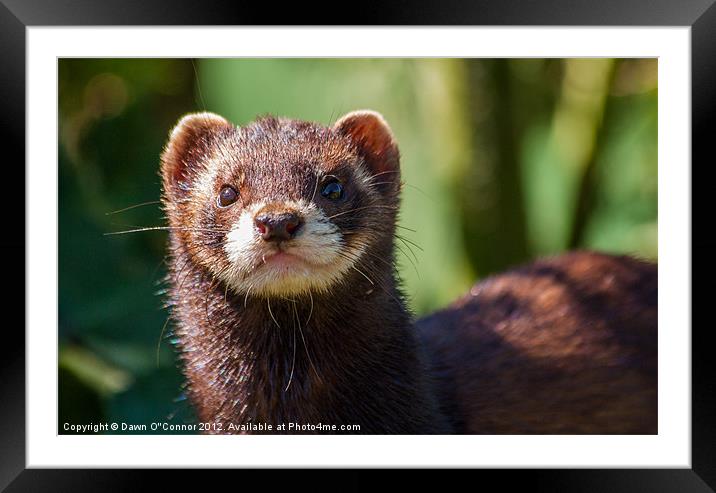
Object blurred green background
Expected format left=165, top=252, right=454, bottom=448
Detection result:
left=58, top=58, right=657, bottom=433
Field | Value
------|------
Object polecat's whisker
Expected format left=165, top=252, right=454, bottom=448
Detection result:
left=293, top=301, right=320, bottom=381
left=402, top=182, right=433, bottom=199
left=267, top=298, right=281, bottom=329
left=327, top=205, right=398, bottom=220
left=105, top=226, right=171, bottom=235
left=393, top=240, right=420, bottom=273
left=105, top=200, right=162, bottom=215
left=351, top=265, right=375, bottom=285
left=243, top=283, right=253, bottom=308
left=367, top=169, right=401, bottom=179
left=397, top=239, right=418, bottom=261
left=337, top=250, right=399, bottom=301
left=395, top=233, right=424, bottom=252
left=284, top=309, right=297, bottom=392
left=306, top=291, right=314, bottom=327
left=191, top=59, right=208, bottom=112
left=349, top=243, right=412, bottom=284
left=327, top=108, right=337, bottom=126
left=364, top=173, right=430, bottom=200
left=156, top=314, right=172, bottom=368
left=150, top=254, right=170, bottom=285
left=311, top=174, right=320, bottom=203
left=365, top=269, right=404, bottom=307
left=104, top=226, right=229, bottom=236
left=338, top=250, right=405, bottom=307
left=175, top=256, right=196, bottom=291
left=394, top=234, right=421, bottom=267
left=348, top=238, right=397, bottom=268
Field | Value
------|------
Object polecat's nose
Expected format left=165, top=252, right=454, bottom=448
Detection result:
left=254, top=212, right=302, bottom=242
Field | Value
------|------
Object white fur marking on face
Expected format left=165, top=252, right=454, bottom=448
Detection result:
left=224, top=205, right=263, bottom=268
left=220, top=200, right=365, bottom=297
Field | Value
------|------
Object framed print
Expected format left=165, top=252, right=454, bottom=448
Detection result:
left=2, top=0, right=713, bottom=490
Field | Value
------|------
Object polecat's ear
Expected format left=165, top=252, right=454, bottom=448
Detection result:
left=334, top=110, right=400, bottom=184
left=161, top=112, right=232, bottom=197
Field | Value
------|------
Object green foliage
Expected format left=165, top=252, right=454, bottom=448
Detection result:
left=59, top=59, right=199, bottom=433
left=58, top=58, right=657, bottom=432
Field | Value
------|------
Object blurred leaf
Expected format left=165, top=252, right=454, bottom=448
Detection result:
left=59, top=344, right=133, bottom=396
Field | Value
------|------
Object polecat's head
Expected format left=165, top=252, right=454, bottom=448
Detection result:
left=160, top=110, right=401, bottom=298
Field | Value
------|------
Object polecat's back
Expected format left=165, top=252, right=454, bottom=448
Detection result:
left=416, top=251, right=657, bottom=434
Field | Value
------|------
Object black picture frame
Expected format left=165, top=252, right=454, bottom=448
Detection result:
left=1, top=0, right=711, bottom=490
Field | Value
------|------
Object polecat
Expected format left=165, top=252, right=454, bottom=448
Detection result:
left=160, top=110, right=657, bottom=434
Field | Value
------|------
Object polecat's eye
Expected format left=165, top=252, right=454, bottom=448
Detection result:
left=217, top=186, right=239, bottom=207
left=321, top=180, right=344, bottom=201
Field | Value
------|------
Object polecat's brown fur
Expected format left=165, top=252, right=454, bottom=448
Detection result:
left=160, top=110, right=657, bottom=434
left=417, top=251, right=657, bottom=433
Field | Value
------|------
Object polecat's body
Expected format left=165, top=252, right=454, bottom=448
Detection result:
left=161, top=111, right=657, bottom=434
left=417, top=251, right=657, bottom=434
